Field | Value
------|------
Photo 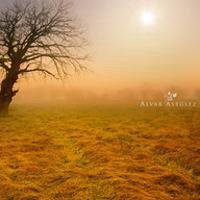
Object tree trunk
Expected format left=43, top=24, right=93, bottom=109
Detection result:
left=0, top=72, right=18, bottom=115
left=0, top=98, right=10, bottom=115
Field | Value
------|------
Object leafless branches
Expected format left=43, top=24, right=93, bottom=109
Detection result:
left=0, top=0, right=88, bottom=79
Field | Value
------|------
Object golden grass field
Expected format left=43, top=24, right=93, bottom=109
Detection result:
left=0, top=105, right=199, bottom=200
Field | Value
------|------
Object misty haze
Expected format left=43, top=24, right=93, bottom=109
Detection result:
left=0, top=1, right=199, bottom=200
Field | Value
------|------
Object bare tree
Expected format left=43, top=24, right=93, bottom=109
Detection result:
left=0, top=0, right=87, bottom=115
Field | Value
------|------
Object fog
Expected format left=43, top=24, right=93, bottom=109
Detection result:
left=0, top=0, right=200, bottom=104
left=15, top=78, right=200, bottom=105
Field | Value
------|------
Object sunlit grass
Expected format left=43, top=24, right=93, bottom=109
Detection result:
left=0, top=105, right=199, bottom=199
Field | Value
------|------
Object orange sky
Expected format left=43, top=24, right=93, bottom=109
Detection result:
left=1, top=0, right=200, bottom=100
left=70, top=0, right=200, bottom=90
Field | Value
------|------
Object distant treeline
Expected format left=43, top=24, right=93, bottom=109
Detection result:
left=16, top=86, right=200, bottom=104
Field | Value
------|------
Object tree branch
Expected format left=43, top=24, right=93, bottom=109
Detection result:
left=19, top=67, right=58, bottom=79
left=0, top=0, right=88, bottom=79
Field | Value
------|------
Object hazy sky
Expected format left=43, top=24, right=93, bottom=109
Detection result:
left=1, top=0, right=200, bottom=92
left=73, top=0, right=200, bottom=90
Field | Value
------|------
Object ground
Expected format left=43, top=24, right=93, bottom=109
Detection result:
left=0, top=105, right=199, bottom=200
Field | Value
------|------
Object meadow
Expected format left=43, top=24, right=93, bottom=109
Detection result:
left=0, top=104, right=199, bottom=200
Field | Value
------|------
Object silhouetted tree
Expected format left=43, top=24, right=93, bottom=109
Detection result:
left=0, top=0, right=87, bottom=115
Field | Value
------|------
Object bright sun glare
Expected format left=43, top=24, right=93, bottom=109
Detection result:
left=140, top=11, right=156, bottom=26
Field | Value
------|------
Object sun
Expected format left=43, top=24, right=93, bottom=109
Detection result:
left=140, top=11, right=156, bottom=26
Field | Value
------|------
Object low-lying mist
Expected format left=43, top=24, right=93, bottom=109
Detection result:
left=15, top=82, right=200, bottom=105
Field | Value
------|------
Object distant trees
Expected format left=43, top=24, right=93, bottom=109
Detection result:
left=0, top=0, right=87, bottom=114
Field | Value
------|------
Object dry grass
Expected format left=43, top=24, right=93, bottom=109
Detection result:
left=0, top=105, right=199, bottom=200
